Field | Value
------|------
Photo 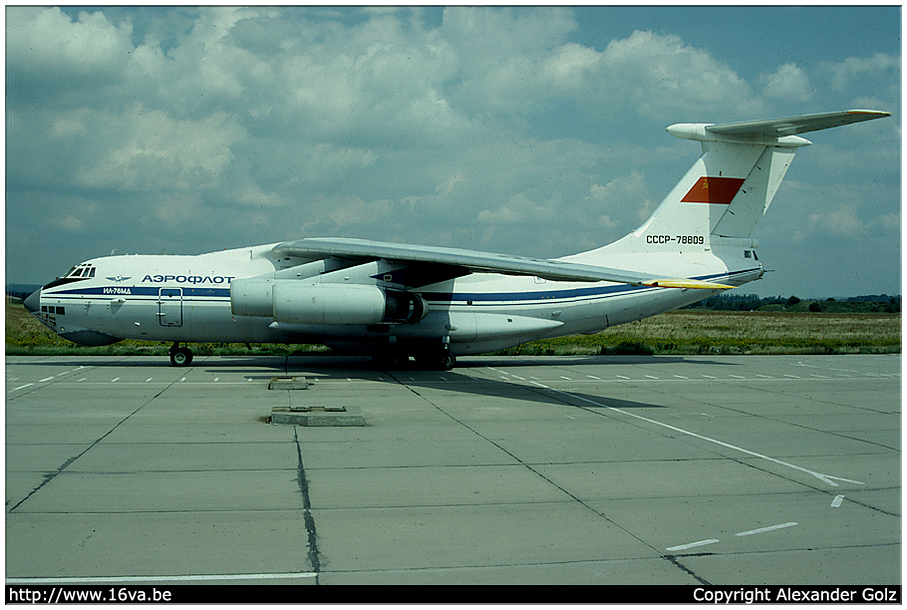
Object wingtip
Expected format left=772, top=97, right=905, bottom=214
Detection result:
left=846, top=109, right=891, bottom=117
left=642, top=279, right=734, bottom=290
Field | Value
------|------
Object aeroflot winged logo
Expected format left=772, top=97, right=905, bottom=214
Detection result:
left=106, top=275, right=131, bottom=282
left=681, top=176, right=745, bottom=204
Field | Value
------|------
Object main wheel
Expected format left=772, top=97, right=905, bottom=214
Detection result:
left=169, top=346, right=193, bottom=367
left=438, top=351, right=455, bottom=371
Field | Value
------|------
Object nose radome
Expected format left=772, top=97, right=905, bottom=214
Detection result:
left=23, top=288, right=40, bottom=313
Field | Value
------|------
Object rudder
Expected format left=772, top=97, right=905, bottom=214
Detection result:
left=631, top=139, right=782, bottom=247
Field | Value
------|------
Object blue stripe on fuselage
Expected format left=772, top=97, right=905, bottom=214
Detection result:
left=43, top=268, right=758, bottom=305
left=48, top=286, right=231, bottom=298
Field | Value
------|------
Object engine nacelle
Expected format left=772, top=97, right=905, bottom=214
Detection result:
left=231, top=279, right=428, bottom=325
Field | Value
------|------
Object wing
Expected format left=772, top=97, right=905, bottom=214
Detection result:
left=273, top=237, right=732, bottom=290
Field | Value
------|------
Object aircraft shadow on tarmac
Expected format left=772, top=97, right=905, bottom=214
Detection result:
left=270, top=354, right=710, bottom=411
left=15, top=353, right=742, bottom=411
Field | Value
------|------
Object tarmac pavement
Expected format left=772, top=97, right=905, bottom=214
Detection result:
left=5, top=354, right=900, bottom=587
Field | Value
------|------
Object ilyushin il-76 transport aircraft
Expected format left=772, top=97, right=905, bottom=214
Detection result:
left=25, top=110, right=889, bottom=369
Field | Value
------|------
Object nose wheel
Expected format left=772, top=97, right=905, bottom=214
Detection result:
left=169, top=344, right=194, bottom=367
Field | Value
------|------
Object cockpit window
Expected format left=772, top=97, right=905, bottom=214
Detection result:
left=45, top=263, right=98, bottom=289
left=65, top=264, right=96, bottom=279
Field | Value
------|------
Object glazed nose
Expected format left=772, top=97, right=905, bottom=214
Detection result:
left=24, top=288, right=41, bottom=313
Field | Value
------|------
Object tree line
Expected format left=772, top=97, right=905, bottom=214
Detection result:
left=685, top=293, right=901, bottom=313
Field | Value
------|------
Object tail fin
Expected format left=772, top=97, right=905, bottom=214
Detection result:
left=626, top=110, right=889, bottom=249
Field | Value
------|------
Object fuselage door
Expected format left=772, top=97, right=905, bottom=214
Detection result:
left=158, top=288, right=183, bottom=327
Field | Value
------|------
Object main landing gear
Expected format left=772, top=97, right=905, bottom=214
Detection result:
left=169, top=343, right=194, bottom=367
left=374, top=349, right=456, bottom=371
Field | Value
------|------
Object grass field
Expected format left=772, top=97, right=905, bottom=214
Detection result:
left=502, top=309, right=901, bottom=356
left=5, top=299, right=901, bottom=357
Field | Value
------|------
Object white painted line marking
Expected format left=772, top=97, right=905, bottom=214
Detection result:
left=511, top=374, right=525, bottom=380
left=7, top=572, right=319, bottom=584
left=11, top=384, right=33, bottom=392
left=674, top=375, right=688, bottom=379
left=587, top=375, right=601, bottom=380
left=729, top=374, right=746, bottom=379
left=701, top=375, right=716, bottom=379
left=831, top=495, right=845, bottom=508
left=111, top=378, right=120, bottom=383
left=784, top=374, right=800, bottom=379
left=735, top=522, right=798, bottom=537
left=756, top=374, right=773, bottom=379
left=666, top=539, right=719, bottom=552
left=39, top=377, right=54, bottom=383
left=77, top=378, right=86, bottom=382
left=544, top=387, right=864, bottom=488
left=560, top=376, right=572, bottom=380
left=146, top=378, right=154, bottom=382
left=616, top=375, right=630, bottom=380
left=644, top=375, right=659, bottom=380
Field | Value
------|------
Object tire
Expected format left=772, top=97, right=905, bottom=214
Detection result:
left=170, top=347, right=193, bottom=367
left=438, top=351, right=455, bottom=371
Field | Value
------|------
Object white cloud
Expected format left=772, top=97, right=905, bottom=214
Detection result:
left=52, top=214, right=86, bottom=232
left=805, top=202, right=865, bottom=237
left=760, top=63, right=812, bottom=102
left=596, top=30, right=760, bottom=117
left=4, top=6, right=900, bottom=298
left=589, top=171, right=654, bottom=225
left=6, top=7, right=133, bottom=84
left=543, top=43, right=601, bottom=92
left=72, top=104, right=243, bottom=192
left=824, top=53, right=900, bottom=92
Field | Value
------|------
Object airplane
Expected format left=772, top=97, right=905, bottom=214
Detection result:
left=24, top=109, right=890, bottom=369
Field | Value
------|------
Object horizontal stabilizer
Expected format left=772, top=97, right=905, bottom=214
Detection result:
left=706, top=109, right=890, bottom=138
left=667, top=109, right=890, bottom=146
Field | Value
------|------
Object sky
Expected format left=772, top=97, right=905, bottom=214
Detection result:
left=5, top=5, right=901, bottom=298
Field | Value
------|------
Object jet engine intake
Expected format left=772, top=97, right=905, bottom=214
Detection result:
left=231, top=279, right=428, bottom=325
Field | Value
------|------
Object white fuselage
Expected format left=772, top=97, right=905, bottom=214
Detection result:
left=31, top=240, right=761, bottom=356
